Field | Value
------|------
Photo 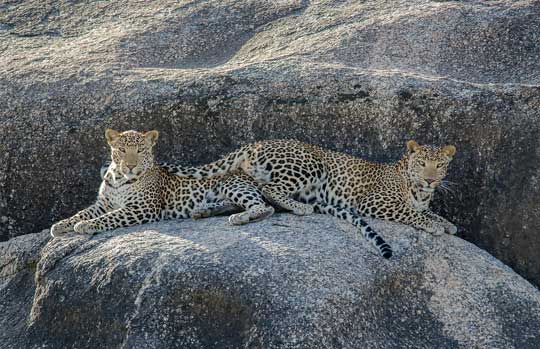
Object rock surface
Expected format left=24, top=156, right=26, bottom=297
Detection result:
left=2, top=215, right=540, bottom=348
left=1, top=0, right=539, bottom=288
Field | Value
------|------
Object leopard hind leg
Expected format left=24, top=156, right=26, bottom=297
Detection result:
left=191, top=200, right=240, bottom=219
left=229, top=203, right=275, bottom=225
left=262, top=183, right=313, bottom=216
left=221, top=175, right=275, bottom=225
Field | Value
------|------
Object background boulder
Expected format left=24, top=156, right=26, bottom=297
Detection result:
left=2, top=215, right=540, bottom=348
left=1, top=0, right=539, bottom=288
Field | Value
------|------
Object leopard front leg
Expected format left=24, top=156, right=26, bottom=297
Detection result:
left=50, top=202, right=107, bottom=237
left=391, top=205, right=447, bottom=236
left=424, top=210, right=457, bottom=235
left=73, top=207, right=160, bottom=235
left=357, top=198, right=446, bottom=236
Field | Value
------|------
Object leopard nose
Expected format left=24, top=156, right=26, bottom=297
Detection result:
left=426, top=178, right=437, bottom=184
left=126, top=163, right=136, bottom=170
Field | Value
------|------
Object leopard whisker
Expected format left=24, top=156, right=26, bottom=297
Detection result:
left=441, top=180, right=459, bottom=187
left=437, top=182, right=456, bottom=195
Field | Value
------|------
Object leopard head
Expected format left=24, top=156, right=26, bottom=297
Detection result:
left=406, top=140, right=456, bottom=193
left=105, top=129, right=159, bottom=180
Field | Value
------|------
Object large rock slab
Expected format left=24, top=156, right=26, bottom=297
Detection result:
left=1, top=0, right=539, bottom=289
left=1, top=215, right=540, bottom=348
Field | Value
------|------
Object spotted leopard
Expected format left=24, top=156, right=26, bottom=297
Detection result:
left=163, top=140, right=458, bottom=258
left=50, top=130, right=274, bottom=237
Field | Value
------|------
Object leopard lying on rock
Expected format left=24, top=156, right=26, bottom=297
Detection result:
left=50, top=130, right=275, bottom=237
left=93, top=134, right=397, bottom=258
left=163, top=139, right=458, bottom=259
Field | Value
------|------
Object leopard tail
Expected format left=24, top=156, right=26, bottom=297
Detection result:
left=165, top=145, right=251, bottom=179
left=313, top=202, right=393, bottom=259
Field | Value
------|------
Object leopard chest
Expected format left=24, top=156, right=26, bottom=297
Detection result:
left=100, top=182, right=141, bottom=209
left=408, top=186, right=433, bottom=211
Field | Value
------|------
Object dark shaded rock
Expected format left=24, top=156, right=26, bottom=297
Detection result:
left=2, top=215, right=540, bottom=348
left=0, top=0, right=539, bottom=288
left=0, top=231, right=49, bottom=348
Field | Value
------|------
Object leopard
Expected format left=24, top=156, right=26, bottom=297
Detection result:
left=50, top=129, right=275, bottom=237
left=162, top=139, right=458, bottom=259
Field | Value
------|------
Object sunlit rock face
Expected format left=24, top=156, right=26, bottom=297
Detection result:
left=1, top=0, right=539, bottom=286
left=2, top=215, right=540, bottom=348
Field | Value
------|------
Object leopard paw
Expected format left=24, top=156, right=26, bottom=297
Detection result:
left=426, top=224, right=445, bottom=236
left=445, top=223, right=458, bottom=235
left=292, top=204, right=314, bottom=216
left=50, top=221, right=71, bottom=237
left=228, top=213, right=250, bottom=225
left=73, top=221, right=97, bottom=235
left=191, top=208, right=211, bottom=220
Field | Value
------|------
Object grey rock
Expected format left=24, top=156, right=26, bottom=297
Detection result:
left=2, top=215, right=540, bottom=348
left=0, top=230, right=49, bottom=348
left=1, top=0, right=539, bottom=290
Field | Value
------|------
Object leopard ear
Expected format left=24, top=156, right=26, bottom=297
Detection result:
left=144, top=130, right=159, bottom=145
left=105, top=129, right=120, bottom=146
left=442, top=145, right=456, bottom=158
left=406, top=140, right=421, bottom=154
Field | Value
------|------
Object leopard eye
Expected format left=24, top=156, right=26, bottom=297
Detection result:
left=418, top=160, right=426, bottom=167
left=436, top=163, right=444, bottom=169
left=117, top=147, right=126, bottom=153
